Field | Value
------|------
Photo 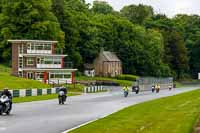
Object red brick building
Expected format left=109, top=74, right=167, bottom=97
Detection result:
left=8, top=40, right=77, bottom=84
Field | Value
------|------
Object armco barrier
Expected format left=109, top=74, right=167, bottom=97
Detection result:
left=84, top=86, right=107, bottom=93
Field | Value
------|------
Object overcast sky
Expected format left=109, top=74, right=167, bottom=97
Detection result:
left=85, top=0, right=200, bottom=17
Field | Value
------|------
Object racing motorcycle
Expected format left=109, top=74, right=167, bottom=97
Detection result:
left=124, top=90, right=129, bottom=97
left=0, top=95, right=11, bottom=115
left=58, top=91, right=66, bottom=104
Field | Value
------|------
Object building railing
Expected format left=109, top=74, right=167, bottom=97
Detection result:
left=23, top=62, right=73, bottom=69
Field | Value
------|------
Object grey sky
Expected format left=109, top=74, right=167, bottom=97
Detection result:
left=85, top=0, right=200, bottom=17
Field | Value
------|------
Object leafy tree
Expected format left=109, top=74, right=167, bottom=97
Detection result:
left=121, top=4, right=154, bottom=25
left=173, top=15, right=200, bottom=78
left=0, top=0, right=64, bottom=63
left=91, top=1, right=113, bottom=14
left=145, top=14, right=189, bottom=79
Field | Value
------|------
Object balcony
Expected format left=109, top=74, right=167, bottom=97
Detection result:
left=36, top=62, right=73, bottom=69
left=37, top=64, right=62, bottom=69
left=27, top=50, right=51, bottom=54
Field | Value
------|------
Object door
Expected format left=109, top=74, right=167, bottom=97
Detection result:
left=27, top=72, right=33, bottom=79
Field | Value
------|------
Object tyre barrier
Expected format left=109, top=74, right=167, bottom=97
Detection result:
left=0, top=88, right=58, bottom=98
left=84, top=86, right=107, bottom=93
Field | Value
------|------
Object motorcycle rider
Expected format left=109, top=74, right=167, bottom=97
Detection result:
left=123, top=86, right=129, bottom=97
left=168, top=85, right=172, bottom=91
left=0, top=88, right=12, bottom=110
left=58, top=86, right=67, bottom=101
left=152, top=85, right=155, bottom=93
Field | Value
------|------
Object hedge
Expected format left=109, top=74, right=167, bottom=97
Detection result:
left=115, top=74, right=138, bottom=81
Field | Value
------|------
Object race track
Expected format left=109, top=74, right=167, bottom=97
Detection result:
left=0, top=86, right=199, bottom=133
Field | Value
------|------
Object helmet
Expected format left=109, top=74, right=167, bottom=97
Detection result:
left=4, top=88, right=8, bottom=91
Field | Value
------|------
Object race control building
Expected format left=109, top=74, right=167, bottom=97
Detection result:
left=8, top=40, right=77, bottom=84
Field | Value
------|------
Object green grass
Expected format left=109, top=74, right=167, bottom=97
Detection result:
left=66, top=84, right=85, bottom=92
left=70, top=89, right=200, bottom=133
left=13, top=92, right=80, bottom=103
left=175, top=81, right=184, bottom=88
left=0, top=72, right=50, bottom=90
left=76, top=76, right=133, bottom=86
left=0, top=65, right=50, bottom=90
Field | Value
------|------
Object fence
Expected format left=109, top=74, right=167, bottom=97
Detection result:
left=135, top=77, right=173, bottom=91
left=0, top=88, right=61, bottom=98
left=84, top=86, right=107, bottom=93
left=0, top=86, right=107, bottom=97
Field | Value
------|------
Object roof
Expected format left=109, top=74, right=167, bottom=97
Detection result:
left=84, top=64, right=94, bottom=70
left=8, top=40, right=58, bottom=44
left=22, top=68, right=77, bottom=72
left=102, top=51, right=121, bottom=62
left=22, top=54, right=68, bottom=57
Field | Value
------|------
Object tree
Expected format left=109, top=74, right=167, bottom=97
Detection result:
left=0, top=0, right=64, bottom=63
left=173, top=14, right=200, bottom=78
left=91, top=1, right=113, bottom=14
left=120, top=4, right=154, bottom=25
left=145, top=14, right=189, bottom=79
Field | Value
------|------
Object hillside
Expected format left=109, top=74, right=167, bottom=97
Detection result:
left=0, top=65, right=50, bottom=90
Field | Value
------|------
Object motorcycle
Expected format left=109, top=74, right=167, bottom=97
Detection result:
left=0, top=95, right=11, bottom=115
left=156, top=88, right=160, bottom=93
left=132, top=86, right=139, bottom=94
left=152, top=86, right=155, bottom=93
left=135, top=87, right=139, bottom=94
left=124, top=91, right=129, bottom=97
left=58, top=91, right=66, bottom=104
left=169, top=86, right=172, bottom=91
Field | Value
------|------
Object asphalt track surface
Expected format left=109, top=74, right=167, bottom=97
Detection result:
left=0, top=86, right=199, bottom=133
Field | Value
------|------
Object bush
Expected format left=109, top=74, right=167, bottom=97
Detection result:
left=115, top=74, right=138, bottom=81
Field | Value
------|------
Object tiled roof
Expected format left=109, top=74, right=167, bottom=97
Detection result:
left=102, top=51, right=121, bottom=62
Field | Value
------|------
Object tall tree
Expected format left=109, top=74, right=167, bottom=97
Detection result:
left=91, top=1, right=113, bottom=14
left=0, top=0, right=64, bottom=63
left=145, top=15, right=189, bottom=79
left=120, top=4, right=154, bottom=25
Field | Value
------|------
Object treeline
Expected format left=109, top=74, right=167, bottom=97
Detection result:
left=0, top=0, right=199, bottom=79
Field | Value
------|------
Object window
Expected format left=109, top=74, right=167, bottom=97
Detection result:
left=40, top=58, right=44, bottom=64
left=35, top=44, right=43, bottom=50
left=27, top=43, right=31, bottom=50
left=31, top=44, right=35, bottom=50
left=50, top=73, right=55, bottom=79
left=27, top=72, right=33, bottom=79
left=27, top=58, right=34, bottom=65
left=54, top=58, right=61, bottom=64
left=64, top=74, right=71, bottom=79
left=36, top=72, right=43, bottom=79
left=19, top=57, right=23, bottom=68
left=45, top=58, right=53, bottom=64
left=44, top=44, right=51, bottom=50
left=19, top=45, right=23, bottom=54
left=37, top=58, right=40, bottom=64
left=55, top=74, right=63, bottom=78
left=50, top=73, right=71, bottom=79
left=18, top=71, right=22, bottom=77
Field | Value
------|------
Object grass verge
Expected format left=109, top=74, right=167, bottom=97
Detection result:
left=13, top=92, right=80, bottom=103
left=70, top=89, right=200, bottom=133
left=76, top=76, right=133, bottom=86
left=0, top=72, right=50, bottom=90
left=0, top=65, right=50, bottom=90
